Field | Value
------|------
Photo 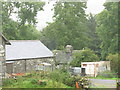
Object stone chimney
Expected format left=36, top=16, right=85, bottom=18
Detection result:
left=66, top=45, right=73, bottom=53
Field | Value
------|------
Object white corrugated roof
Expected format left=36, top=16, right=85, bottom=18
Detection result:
left=6, top=40, right=54, bottom=60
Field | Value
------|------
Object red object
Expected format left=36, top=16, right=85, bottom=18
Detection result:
left=76, top=82, right=80, bottom=88
left=11, top=73, right=25, bottom=76
left=83, top=64, right=87, bottom=66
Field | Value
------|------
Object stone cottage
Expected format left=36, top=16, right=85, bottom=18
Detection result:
left=5, top=40, right=54, bottom=74
left=0, top=33, right=10, bottom=85
left=53, top=45, right=73, bottom=66
left=53, top=45, right=82, bottom=68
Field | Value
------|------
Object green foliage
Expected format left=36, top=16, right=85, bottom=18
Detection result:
left=87, top=13, right=101, bottom=52
left=2, top=2, right=44, bottom=40
left=96, top=2, right=118, bottom=59
left=70, top=48, right=99, bottom=67
left=2, top=19, right=20, bottom=39
left=97, top=70, right=117, bottom=78
left=3, top=69, right=90, bottom=88
left=49, top=67, right=77, bottom=87
left=64, top=76, right=76, bottom=87
left=3, top=78, right=16, bottom=86
left=49, top=69, right=69, bottom=83
left=40, top=2, right=90, bottom=50
left=2, top=2, right=45, bottom=25
left=3, top=20, right=41, bottom=40
left=39, top=81, right=47, bottom=86
left=30, top=78, right=38, bottom=84
left=19, top=25, right=41, bottom=40
left=106, top=53, right=118, bottom=73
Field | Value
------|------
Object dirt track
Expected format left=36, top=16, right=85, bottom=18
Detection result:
left=89, top=79, right=117, bottom=88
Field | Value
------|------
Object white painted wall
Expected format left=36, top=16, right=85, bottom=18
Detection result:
left=81, top=61, right=110, bottom=77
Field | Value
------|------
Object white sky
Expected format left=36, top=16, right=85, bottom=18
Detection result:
left=36, top=0, right=106, bottom=30
left=10, top=0, right=106, bottom=30
left=36, top=1, right=55, bottom=30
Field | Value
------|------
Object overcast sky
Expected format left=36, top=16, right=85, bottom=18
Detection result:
left=36, top=0, right=106, bottom=30
left=10, top=0, right=106, bottom=30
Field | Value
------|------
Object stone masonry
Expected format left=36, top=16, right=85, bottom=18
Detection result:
left=6, top=58, right=54, bottom=74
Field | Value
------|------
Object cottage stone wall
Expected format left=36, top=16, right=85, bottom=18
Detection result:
left=0, top=36, right=6, bottom=86
left=13, top=60, right=26, bottom=73
left=10, top=58, right=54, bottom=73
left=0, top=37, right=6, bottom=77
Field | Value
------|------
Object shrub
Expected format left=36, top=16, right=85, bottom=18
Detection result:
left=3, top=78, right=16, bottom=86
left=64, top=76, right=76, bottom=87
left=38, top=81, right=47, bottom=86
left=106, top=53, right=119, bottom=73
left=49, top=68, right=72, bottom=85
left=70, top=48, right=99, bottom=67
left=49, top=68, right=90, bottom=87
left=30, top=79, right=38, bottom=84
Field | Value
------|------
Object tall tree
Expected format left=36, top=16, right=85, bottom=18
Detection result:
left=96, top=2, right=118, bottom=60
left=2, top=2, right=44, bottom=40
left=87, top=14, right=101, bottom=55
left=41, top=2, right=89, bottom=50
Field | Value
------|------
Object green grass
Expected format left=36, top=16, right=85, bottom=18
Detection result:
left=3, top=79, right=73, bottom=88
left=2, top=72, right=74, bottom=88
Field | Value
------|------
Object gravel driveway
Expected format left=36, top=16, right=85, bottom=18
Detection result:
left=89, top=79, right=117, bottom=88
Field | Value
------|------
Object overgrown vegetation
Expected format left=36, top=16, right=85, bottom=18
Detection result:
left=106, top=53, right=118, bottom=73
left=3, top=68, right=89, bottom=88
left=70, top=48, right=99, bottom=67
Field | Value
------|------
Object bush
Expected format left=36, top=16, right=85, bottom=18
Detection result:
left=97, top=70, right=117, bottom=78
left=30, top=79, right=38, bottom=84
left=70, top=48, right=99, bottom=67
left=38, top=81, right=47, bottom=86
left=64, top=76, right=76, bottom=87
left=49, top=68, right=74, bottom=86
left=3, top=78, right=16, bottom=86
left=49, top=68, right=90, bottom=87
left=106, top=53, right=119, bottom=73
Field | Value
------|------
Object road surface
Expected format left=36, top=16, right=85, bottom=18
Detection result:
left=89, top=79, right=117, bottom=88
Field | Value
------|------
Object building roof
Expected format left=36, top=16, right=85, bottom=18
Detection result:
left=0, top=33, right=11, bottom=45
left=6, top=40, right=54, bottom=60
left=53, top=50, right=82, bottom=64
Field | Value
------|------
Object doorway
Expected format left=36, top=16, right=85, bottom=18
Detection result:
left=81, top=68, right=86, bottom=76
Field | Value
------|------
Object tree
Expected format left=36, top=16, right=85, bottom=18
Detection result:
left=106, top=53, right=118, bottom=73
left=70, top=48, right=99, bottom=67
left=87, top=13, right=101, bottom=52
left=2, top=19, right=20, bottom=39
left=96, top=2, right=118, bottom=60
left=2, top=2, right=44, bottom=40
left=19, top=25, right=41, bottom=40
left=41, top=2, right=90, bottom=50
left=40, top=22, right=58, bottom=50
left=2, top=2, right=44, bottom=25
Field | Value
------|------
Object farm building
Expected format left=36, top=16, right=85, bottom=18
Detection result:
left=81, top=61, right=110, bottom=77
left=53, top=45, right=82, bottom=69
left=0, top=34, right=11, bottom=76
left=5, top=40, right=54, bottom=74
left=0, top=34, right=10, bottom=86
left=53, top=45, right=75, bottom=66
